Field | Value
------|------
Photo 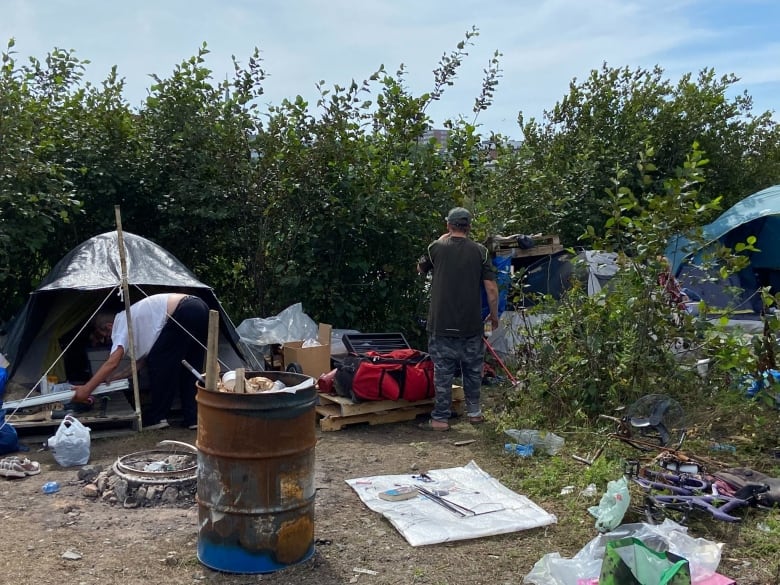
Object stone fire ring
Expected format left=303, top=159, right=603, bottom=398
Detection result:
left=112, top=440, right=198, bottom=485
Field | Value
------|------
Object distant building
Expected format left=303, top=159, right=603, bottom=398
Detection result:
left=421, top=128, right=450, bottom=147
left=422, top=128, right=521, bottom=158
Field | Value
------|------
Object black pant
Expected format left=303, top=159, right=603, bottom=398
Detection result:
left=144, top=296, right=209, bottom=426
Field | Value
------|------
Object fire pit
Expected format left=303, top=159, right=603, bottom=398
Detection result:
left=81, top=440, right=198, bottom=508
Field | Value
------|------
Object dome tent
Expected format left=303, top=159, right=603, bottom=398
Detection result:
left=519, top=249, right=620, bottom=303
left=0, top=231, right=251, bottom=390
left=665, top=185, right=780, bottom=314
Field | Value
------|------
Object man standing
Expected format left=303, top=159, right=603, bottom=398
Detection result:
left=417, top=207, right=499, bottom=431
left=72, top=293, right=209, bottom=430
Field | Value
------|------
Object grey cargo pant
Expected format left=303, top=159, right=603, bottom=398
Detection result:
left=427, top=334, right=484, bottom=422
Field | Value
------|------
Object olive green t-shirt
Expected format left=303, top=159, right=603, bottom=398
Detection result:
left=423, top=235, right=495, bottom=337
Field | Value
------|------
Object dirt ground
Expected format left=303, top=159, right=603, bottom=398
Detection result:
left=0, top=411, right=772, bottom=585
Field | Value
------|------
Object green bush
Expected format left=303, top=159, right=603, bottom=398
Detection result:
left=498, top=146, right=777, bottom=428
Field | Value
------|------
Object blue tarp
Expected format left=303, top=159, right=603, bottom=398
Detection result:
left=481, top=255, right=513, bottom=319
left=0, top=365, right=20, bottom=455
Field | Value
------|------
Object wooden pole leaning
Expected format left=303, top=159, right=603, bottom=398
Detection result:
left=204, top=310, right=220, bottom=392
left=114, top=206, right=144, bottom=431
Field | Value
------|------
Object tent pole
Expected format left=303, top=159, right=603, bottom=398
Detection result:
left=114, top=206, right=143, bottom=431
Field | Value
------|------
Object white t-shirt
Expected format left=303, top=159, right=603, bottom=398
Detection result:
left=110, top=294, right=171, bottom=359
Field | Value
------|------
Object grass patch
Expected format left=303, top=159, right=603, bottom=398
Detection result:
left=479, top=377, right=780, bottom=580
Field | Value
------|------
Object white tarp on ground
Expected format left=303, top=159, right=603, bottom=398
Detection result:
left=346, top=460, right=557, bottom=546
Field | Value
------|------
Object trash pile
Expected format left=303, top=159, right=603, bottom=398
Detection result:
left=219, top=369, right=287, bottom=393
left=525, top=519, right=732, bottom=585
left=214, top=368, right=313, bottom=394
left=503, top=428, right=565, bottom=457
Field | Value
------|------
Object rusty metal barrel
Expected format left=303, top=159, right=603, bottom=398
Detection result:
left=195, top=370, right=317, bottom=573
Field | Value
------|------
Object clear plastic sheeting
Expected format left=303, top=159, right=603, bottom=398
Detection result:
left=236, top=303, right=359, bottom=360
left=524, top=520, right=724, bottom=585
left=236, top=303, right=319, bottom=347
left=346, top=460, right=557, bottom=547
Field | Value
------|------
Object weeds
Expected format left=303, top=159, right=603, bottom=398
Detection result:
left=479, top=149, right=780, bottom=582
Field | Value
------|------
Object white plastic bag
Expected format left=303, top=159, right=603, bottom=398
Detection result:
left=47, top=414, right=91, bottom=467
left=524, top=520, right=723, bottom=585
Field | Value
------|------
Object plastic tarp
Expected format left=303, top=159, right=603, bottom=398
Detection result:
left=236, top=303, right=359, bottom=358
left=237, top=303, right=320, bottom=348
left=346, top=460, right=557, bottom=546
left=581, top=250, right=620, bottom=295
left=0, top=231, right=252, bottom=388
left=524, top=519, right=725, bottom=585
left=486, top=311, right=549, bottom=366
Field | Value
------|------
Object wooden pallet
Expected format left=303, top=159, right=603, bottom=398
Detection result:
left=512, top=235, right=563, bottom=258
left=488, top=234, right=564, bottom=262
left=316, top=386, right=464, bottom=431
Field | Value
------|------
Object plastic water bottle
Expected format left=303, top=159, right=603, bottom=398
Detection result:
left=711, top=442, right=736, bottom=454
left=504, top=429, right=565, bottom=455
left=42, top=481, right=60, bottom=494
left=504, top=443, right=534, bottom=457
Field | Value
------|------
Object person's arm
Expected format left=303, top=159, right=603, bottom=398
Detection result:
left=72, top=346, right=125, bottom=402
left=417, top=254, right=432, bottom=275
left=483, top=278, right=500, bottom=329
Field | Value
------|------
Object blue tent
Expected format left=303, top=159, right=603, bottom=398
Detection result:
left=665, top=184, right=780, bottom=312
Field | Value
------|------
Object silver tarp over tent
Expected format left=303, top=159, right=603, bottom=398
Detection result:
left=1, top=231, right=252, bottom=388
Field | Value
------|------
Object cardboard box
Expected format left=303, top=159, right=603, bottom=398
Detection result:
left=283, top=323, right=333, bottom=379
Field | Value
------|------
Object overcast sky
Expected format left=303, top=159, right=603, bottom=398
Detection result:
left=2, top=0, right=778, bottom=137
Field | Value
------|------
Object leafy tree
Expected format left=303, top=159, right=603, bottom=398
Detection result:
left=229, top=28, right=503, bottom=336
left=0, top=40, right=85, bottom=320
left=6, top=33, right=778, bottom=356
left=503, top=147, right=725, bottom=424
left=514, top=64, right=780, bottom=245
left=131, top=44, right=264, bottom=318
left=243, top=70, right=451, bottom=331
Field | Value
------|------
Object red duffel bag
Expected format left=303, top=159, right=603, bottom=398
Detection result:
left=333, top=349, right=435, bottom=402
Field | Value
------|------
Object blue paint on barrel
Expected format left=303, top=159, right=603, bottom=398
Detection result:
left=196, top=370, right=317, bottom=573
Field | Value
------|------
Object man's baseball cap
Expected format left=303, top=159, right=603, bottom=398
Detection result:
left=446, top=207, right=472, bottom=224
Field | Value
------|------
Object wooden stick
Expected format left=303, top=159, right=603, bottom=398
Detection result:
left=205, top=310, right=220, bottom=392
left=234, top=367, right=246, bottom=393
left=114, top=206, right=143, bottom=431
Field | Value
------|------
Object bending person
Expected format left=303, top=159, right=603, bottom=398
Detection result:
left=72, top=293, right=209, bottom=430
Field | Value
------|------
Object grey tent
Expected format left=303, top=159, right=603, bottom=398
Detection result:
left=1, top=231, right=252, bottom=390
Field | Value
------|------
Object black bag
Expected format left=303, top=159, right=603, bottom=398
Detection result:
left=713, top=467, right=780, bottom=506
